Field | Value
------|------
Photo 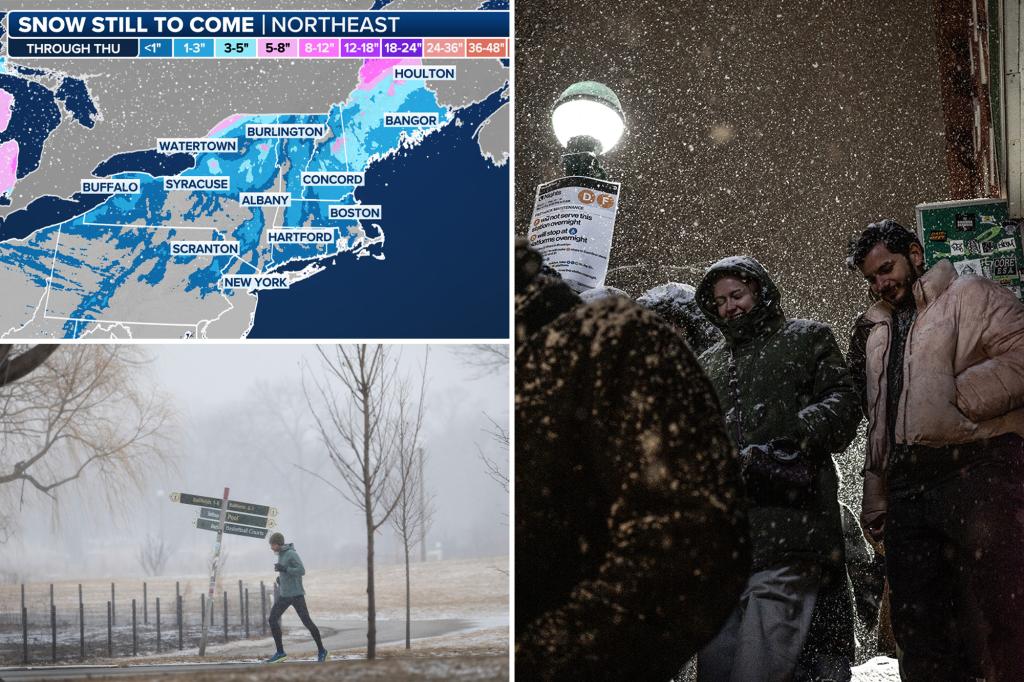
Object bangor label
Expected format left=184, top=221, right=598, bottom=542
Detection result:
left=383, top=112, right=439, bottom=127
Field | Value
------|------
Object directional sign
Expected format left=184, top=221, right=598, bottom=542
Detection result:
left=198, top=507, right=276, bottom=529
left=194, top=517, right=269, bottom=539
left=170, top=492, right=277, bottom=517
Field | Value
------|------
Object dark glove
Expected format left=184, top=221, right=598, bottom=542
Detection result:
left=740, top=439, right=816, bottom=507
left=274, top=563, right=284, bottom=572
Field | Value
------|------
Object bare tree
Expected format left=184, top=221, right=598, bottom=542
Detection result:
left=478, top=414, right=509, bottom=493
left=387, top=352, right=434, bottom=649
left=300, top=345, right=423, bottom=659
left=137, top=533, right=173, bottom=576
left=0, top=345, right=59, bottom=388
left=450, top=344, right=509, bottom=378
left=0, top=346, right=176, bottom=540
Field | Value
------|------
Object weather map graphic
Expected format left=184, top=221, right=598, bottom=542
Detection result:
left=0, top=5, right=509, bottom=339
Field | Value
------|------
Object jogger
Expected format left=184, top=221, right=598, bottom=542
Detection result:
left=264, top=532, right=328, bottom=663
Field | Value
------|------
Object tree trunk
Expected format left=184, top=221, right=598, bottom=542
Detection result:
left=366, top=507, right=376, bottom=659
left=405, top=539, right=411, bottom=649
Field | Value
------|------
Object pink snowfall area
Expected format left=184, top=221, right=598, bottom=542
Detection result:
left=0, top=139, right=19, bottom=196
left=0, top=88, right=13, bottom=133
left=358, top=57, right=422, bottom=94
left=10, top=556, right=509, bottom=681
left=207, top=114, right=244, bottom=137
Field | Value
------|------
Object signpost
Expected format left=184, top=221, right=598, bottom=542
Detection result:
left=169, top=489, right=278, bottom=656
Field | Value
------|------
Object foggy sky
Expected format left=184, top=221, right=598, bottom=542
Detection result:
left=1, top=344, right=509, bottom=581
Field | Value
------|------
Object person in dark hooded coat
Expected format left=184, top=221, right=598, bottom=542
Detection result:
left=515, top=240, right=750, bottom=681
left=636, top=282, right=723, bottom=356
left=694, top=256, right=861, bottom=682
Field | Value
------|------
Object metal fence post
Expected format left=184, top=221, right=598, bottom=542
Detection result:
left=156, top=597, right=162, bottom=653
left=79, top=584, right=85, bottom=661
left=177, top=595, right=183, bottom=651
left=22, top=605, right=28, bottom=665
left=110, top=583, right=116, bottom=628
left=144, top=582, right=148, bottom=625
left=260, top=582, right=266, bottom=635
left=106, top=601, right=112, bottom=658
left=238, top=580, right=243, bottom=625
left=244, top=587, right=250, bottom=639
left=51, top=603, right=56, bottom=662
left=223, top=591, right=228, bottom=643
left=132, top=599, right=137, bottom=656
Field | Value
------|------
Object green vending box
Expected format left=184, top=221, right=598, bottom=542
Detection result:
left=915, top=198, right=1024, bottom=300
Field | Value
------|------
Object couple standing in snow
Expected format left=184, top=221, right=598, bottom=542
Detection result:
left=516, top=218, right=1024, bottom=681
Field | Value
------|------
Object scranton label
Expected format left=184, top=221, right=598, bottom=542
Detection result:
left=329, top=204, right=382, bottom=220
left=300, top=172, right=364, bottom=186
left=245, top=124, right=326, bottom=138
left=393, top=66, right=457, bottom=80
left=240, top=192, right=291, bottom=207
left=383, top=112, right=439, bottom=127
left=80, top=179, right=140, bottom=194
left=157, top=138, right=238, bottom=154
left=164, top=176, right=230, bottom=191
left=267, top=229, right=335, bottom=244
left=170, top=240, right=240, bottom=256
left=220, top=274, right=290, bottom=290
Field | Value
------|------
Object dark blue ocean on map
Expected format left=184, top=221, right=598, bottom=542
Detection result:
left=248, top=85, right=509, bottom=339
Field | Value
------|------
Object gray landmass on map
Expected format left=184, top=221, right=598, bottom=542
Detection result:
left=475, top=99, right=508, bottom=164
left=427, top=57, right=507, bottom=113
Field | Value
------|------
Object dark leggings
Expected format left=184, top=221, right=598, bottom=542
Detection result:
left=269, top=595, right=324, bottom=653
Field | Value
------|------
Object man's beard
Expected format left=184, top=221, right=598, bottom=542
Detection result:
left=890, top=264, right=923, bottom=307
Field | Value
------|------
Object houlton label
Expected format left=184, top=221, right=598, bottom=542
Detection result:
left=300, top=172, right=364, bottom=186
left=80, top=178, right=140, bottom=193
left=393, top=65, right=456, bottom=80
left=164, top=176, right=230, bottom=191
left=329, top=204, right=381, bottom=219
left=245, top=124, right=325, bottom=138
left=169, top=240, right=240, bottom=256
left=157, top=138, right=238, bottom=153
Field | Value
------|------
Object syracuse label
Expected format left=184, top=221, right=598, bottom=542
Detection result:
left=157, top=138, right=238, bottom=154
left=329, top=204, right=382, bottom=220
left=80, top=179, right=140, bottom=194
left=169, top=240, right=240, bottom=256
left=244, top=124, right=326, bottom=138
left=220, top=274, right=290, bottom=290
left=383, top=112, right=440, bottom=127
left=240, top=192, right=292, bottom=207
left=300, top=172, right=364, bottom=186
left=267, top=228, right=335, bottom=244
left=163, top=176, right=230, bottom=191
left=393, top=66, right=457, bottom=81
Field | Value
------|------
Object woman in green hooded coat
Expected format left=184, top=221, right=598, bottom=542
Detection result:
left=694, top=256, right=862, bottom=682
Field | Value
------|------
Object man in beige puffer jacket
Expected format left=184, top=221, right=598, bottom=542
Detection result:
left=848, top=220, right=1024, bottom=682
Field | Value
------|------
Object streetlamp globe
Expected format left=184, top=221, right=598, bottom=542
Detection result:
left=551, top=81, right=625, bottom=178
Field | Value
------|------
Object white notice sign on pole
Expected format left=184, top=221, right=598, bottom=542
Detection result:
left=527, top=176, right=621, bottom=293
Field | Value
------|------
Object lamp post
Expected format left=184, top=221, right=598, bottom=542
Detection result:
left=551, top=81, right=626, bottom=179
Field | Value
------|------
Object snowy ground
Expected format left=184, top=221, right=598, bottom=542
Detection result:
left=851, top=656, right=899, bottom=681
left=0, top=556, right=508, bottom=679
